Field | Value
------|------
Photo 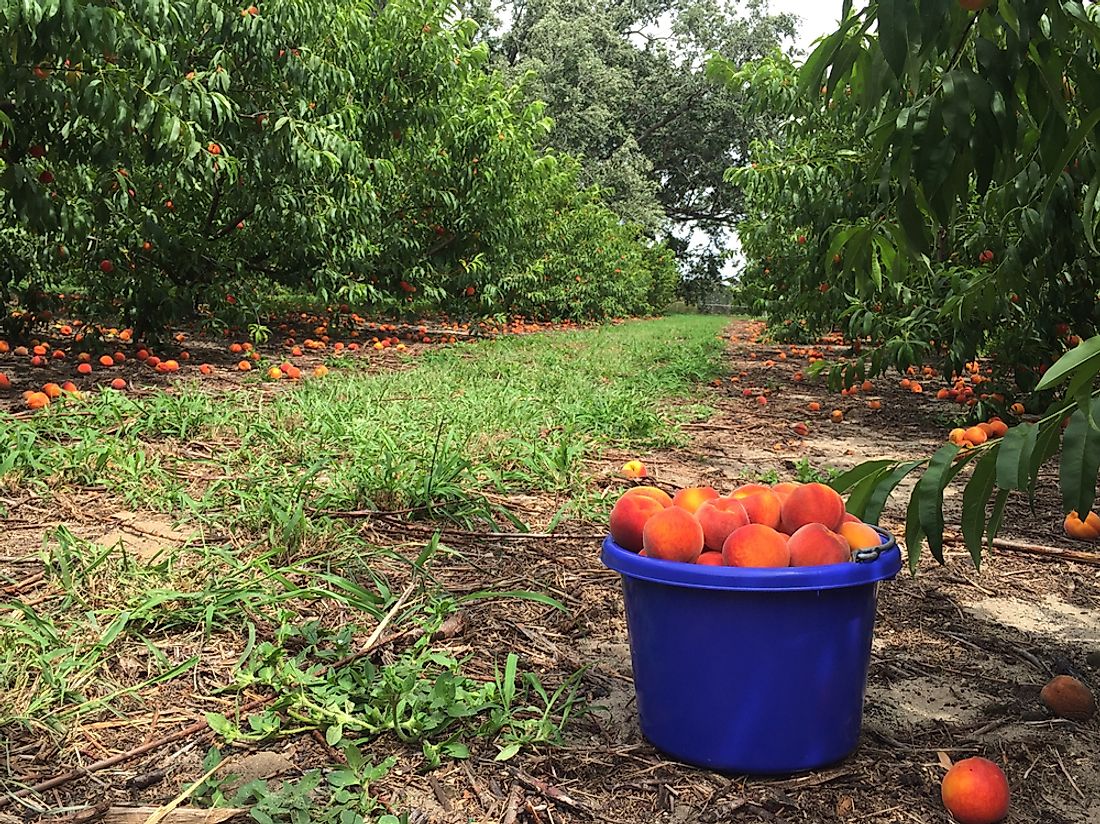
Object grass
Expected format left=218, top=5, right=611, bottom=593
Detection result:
left=0, top=314, right=728, bottom=818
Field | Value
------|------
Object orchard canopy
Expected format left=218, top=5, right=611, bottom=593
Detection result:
left=0, top=0, right=684, bottom=330
left=715, top=0, right=1100, bottom=568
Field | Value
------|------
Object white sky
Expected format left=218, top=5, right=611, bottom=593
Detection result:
left=771, top=1, right=847, bottom=58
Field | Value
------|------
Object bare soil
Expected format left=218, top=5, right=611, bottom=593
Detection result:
left=2, top=318, right=1098, bottom=823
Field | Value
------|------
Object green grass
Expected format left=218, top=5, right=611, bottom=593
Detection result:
left=0, top=314, right=728, bottom=817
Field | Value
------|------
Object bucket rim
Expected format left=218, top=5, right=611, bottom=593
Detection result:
left=601, top=529, right=902, bottom=591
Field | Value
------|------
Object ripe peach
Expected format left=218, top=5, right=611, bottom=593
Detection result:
left=696, top=497, right=751, bottom=551
left=76, top=363, right=92, bottom=375
left=0, top=372, right=10, bottom=389
left=780, top=482, right=845, bottom=532
left=731, top=484, right=782, bottom=529
left=787, top=523, right=851, bottom=567
left=964, top=425, right=988, bottom=445
left=839, top=521, right=881, bottom=551
left=986, top=419, right=1008, bottom=438
left=623, top=485, right=673, bottom=508
left=610, top=493, right=665, bottom=553
left=696, top=551, right=725, bottom=566
left=722, top=524, right=790, bottom=568
left=672, top=486, right=719, bottom=514
left=110, top=378, right=126, bottom=390
left=620, top=460, right=648, bottom=479
left=312, top=364, right=329, bottom=378
left=42, top=382, right=62, bottom=399
left=642, top=506, right=704, bottom=563
left=771, top=482, right=800, bottom=504
left=940, top=757, right=1009, bottom=824
left=25, top=391, right=50, bottom=409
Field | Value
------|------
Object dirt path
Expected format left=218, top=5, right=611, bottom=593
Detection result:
left=3, top=318, right=1098, bottom=823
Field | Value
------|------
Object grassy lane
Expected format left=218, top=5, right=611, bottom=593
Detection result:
left=0, top=315, right=727, bottom=817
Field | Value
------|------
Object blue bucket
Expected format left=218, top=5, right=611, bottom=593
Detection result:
left=601, top=528, right=901, bottom=774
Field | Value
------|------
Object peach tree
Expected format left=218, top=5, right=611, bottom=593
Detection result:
left=720, top=0, right=1100, bottom=568
left=0, top=0, right=676, bottom=334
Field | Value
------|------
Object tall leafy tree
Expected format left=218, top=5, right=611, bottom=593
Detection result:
left=465, top=0, right=795, bottom=283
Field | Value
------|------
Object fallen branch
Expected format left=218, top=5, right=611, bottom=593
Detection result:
left=943, top=534, right=1100, bottom=567
left=504, top=766, right=596, bottom=818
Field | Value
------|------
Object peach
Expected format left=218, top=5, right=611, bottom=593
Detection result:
left=672, top=486, right=719, bottom=514
left=839, top=521, right=881, bottom=551
left=642, top=506, right=704, bottom=563
left=696, top=551, right=725, bottom=566
left=722, top=524, right=790, bottom=568
left=780, top=482, right=845, bottom=532
left=1040, top=675, right=1096, bottom=721
left=841, top=512, right=861, bottom=524
left=696, top=497, right=750, bottom=551
left=623, top=485, right=673, bottom=508
left=940, top=757, right=1010, bottom=824
left=731, top=484, right=782, bottom=529
left=787, top=523, right=851, bottom=567
left=620, top=460, right=648, bottom=479
left=610, top=493, right=665, bottom=552
left=1063, top=510, right=1100, bottom=541
left=771, top=482, right=800, bottom=504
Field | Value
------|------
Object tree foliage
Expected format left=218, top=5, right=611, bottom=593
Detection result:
left=719, top=0, right=1100, bottom=569
left=0, top=0, right=676, bottom=333
left=466, top=0, right=795, bottom=275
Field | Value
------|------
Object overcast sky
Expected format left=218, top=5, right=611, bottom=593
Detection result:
left=771, top=0, right=846, bottom=58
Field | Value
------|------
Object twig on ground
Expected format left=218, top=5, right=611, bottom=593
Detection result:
left=504, top=766, right=596, bottom=818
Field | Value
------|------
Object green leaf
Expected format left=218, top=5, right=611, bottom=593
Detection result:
left=904, top=486, right=925, bottom=573
left=1059, top=399, right=1100, bottom=516
left=995, top=422, right=1038, bottom=491
left=865, top=460, right=925, bottom=524
left=1035, top=335, right=1100, bottom=391
left=986, top=489, right=1010, bottom=549
left=831, top=459, right=895, bottom=494
left=916, top=444, right=960, bottom=563
left=495, top=742, right=522, bottom=762
left=961, top=452, right=997, bottom=569
left=844, top=466, right=891, bottom=520
left=1041, top=108, right=1100, bottom=208
left=456, top=589, right=566, bottom=612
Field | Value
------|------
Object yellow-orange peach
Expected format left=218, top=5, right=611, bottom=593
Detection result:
left=610, top=493, right=665, bottom=552
left=771, top=482, right=800, bottom=504
left=731, top=484, right=782, bottom=529
left=696, top=497, right=750, bottom=551
left=787, top=523, right=851, bottom=567
left=1063, top=510, right=1100, bottom=541
left=940, top=757, right=1010, bottom=824
left=839, top=521, right=881, bottom=551
left=643, top=506, right=704, bottom=563
left=722, top=524, right=790, bottom=568
left=696, top=551, right=725, bottom=566
left=672, top=486, right=719, bottom=514
left=780, top=482, right=845, bottom=532
left=623, top=485, right=673, bottom=508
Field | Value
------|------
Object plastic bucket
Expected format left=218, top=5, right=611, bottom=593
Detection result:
left=601, top=529, right=901, bottom=774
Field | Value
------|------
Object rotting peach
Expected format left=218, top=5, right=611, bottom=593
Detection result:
left=940, top=757, right=1010, bottom=824
left=643, top=505, right=704, bottom=563
left=610, top=493, right=665, bottom=553
left=787, top=523, right=851, bottom=567
left=839, top=521, right=881, bottom=551
left=696, top=551, right=725, bottom=566
left=780, top=482, right=845, bottom=532
left=696, top=497, right=751, bottom=552
left=722, top=524, right=790, bottom=568
left=672, top=486, right=719, bottom=514
left=1063, top=510, right=1100, bottom=541
left=623, top=485, right=673, bottom=508
left=731, top=484, right=783, bottom=529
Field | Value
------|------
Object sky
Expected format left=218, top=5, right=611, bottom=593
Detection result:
left=771, top=1, right=847, bottom=56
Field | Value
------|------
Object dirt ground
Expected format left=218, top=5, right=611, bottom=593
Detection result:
left=2, top=318, right=1098, bottom=823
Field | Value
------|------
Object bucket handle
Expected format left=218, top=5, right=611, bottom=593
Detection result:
left=853, top=525, right=896, bottom=564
